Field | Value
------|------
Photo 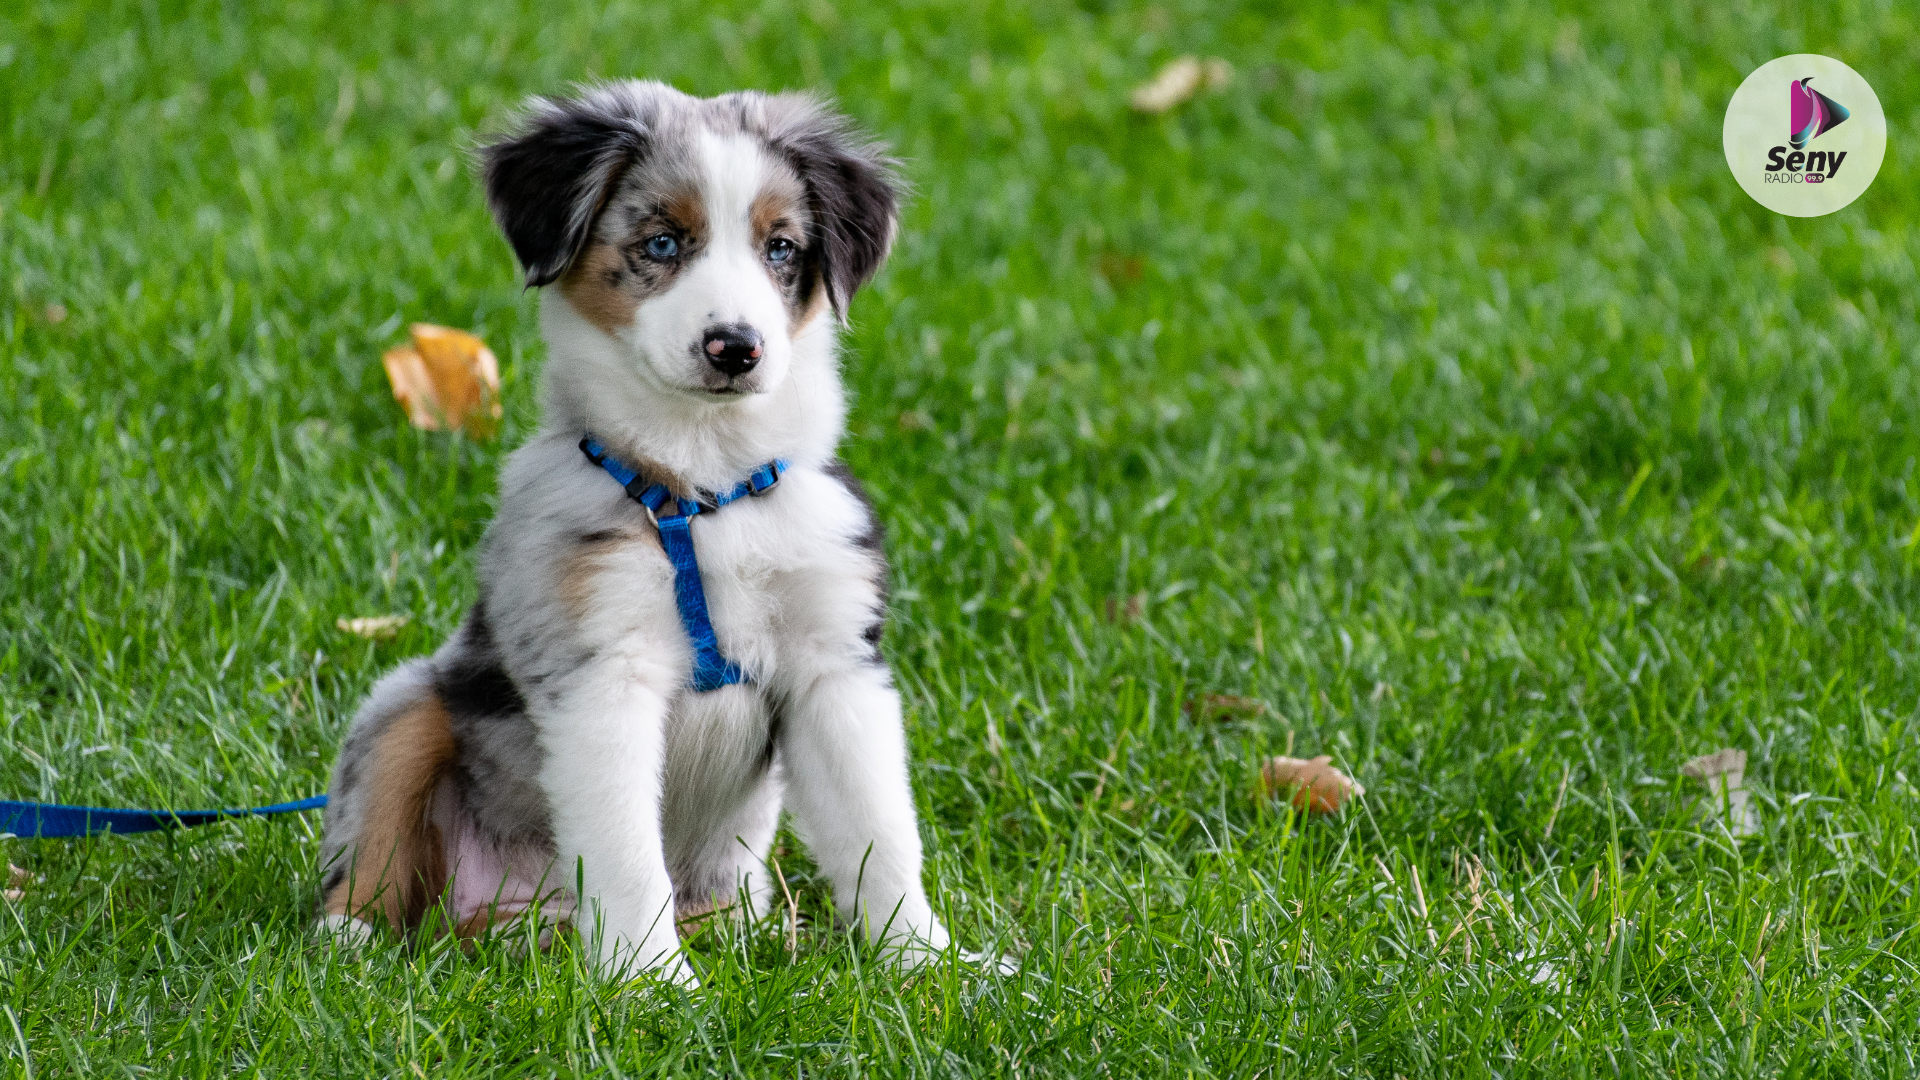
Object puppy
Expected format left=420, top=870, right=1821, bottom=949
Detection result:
left=316, top=81, right=960, bottom=983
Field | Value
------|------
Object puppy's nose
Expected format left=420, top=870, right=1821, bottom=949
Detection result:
left=702, top=324, right=763, bottom=377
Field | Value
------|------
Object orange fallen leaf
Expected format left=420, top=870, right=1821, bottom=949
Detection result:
left=382, top=323, right=502, bottom=438
left=337, top=615, right=410, bottom=640
left=1259, top=755, right=1364, bottom=813
left=382, top=347, right=439, bottom=429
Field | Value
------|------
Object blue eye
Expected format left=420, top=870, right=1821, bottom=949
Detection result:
left=767, top=237, right=795, bottom=264
left=644, top=234, right=678, bottom=259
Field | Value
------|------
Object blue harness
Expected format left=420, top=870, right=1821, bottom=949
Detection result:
left=3, top=437, right=785, bottom=839
left=578, top=434, right=785, bottom=692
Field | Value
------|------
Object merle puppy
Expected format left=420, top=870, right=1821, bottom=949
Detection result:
left=317, top=81, right=963, bottom=984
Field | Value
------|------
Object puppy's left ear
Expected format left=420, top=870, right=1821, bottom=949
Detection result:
left=765, top=95, right=903, bottom=322
left=481, top=94, right=649, bottom=288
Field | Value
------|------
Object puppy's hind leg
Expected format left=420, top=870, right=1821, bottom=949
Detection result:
left=317, top=660, right=457, bottom=940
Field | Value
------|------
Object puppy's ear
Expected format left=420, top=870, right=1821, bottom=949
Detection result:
left=764, top=95, right=903, bottom=321
left=481, top=96, right=647, bottom=288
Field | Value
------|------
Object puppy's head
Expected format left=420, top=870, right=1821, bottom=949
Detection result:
left=481, top=82, right=900, bottom=401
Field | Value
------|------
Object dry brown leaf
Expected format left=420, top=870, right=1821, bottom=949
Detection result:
left=336, top=614, right=410, bottom=640
left=3, top=863, right=31, bottom=903
left=1681, top=747, right=1759, bottom=837
left=1103, top=592, right=1146, bottom=624
left=1129, top=56, right=1234, bottom=113
left=1187, top=693, right=1269, bottom=722
left=1096, top=250, right=1145, bottom=285
left=1680, top=747, right=1745, bottom=780
left=382, top=323, right=502, bottom=438
left=1259, top=755, right=1364, bottom=813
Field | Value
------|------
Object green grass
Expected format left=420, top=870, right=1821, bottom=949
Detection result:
left=3, top=0, right=1919, bottom=1074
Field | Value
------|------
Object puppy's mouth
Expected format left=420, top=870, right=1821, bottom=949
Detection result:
left=694, top=375, right=765, bottom=398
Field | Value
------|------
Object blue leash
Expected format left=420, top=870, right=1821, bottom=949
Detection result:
left=4, top=437, right=779, bottom=839
left=1, top=794, right=328, bottom=840
left=579, top=434, right=784, bottom=692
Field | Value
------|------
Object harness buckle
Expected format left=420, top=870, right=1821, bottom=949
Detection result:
left=748, top=462, right=783, bottom=496
left=578, top=435, right=606, bottom=467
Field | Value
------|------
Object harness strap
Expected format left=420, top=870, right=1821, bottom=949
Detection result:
left=1, top=794, right=327, bottom=840
left=579, top=435, right=785, bottom=692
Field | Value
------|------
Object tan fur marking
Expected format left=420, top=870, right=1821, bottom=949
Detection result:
left=559, top=244, right=640, bottom=335
left=596, top=443, right=698, bottom=501
left=322, top=699, right=456, bottom=932
left=792, top=276, right=834, bottom=336
left=749, top=179, right=805, bottom=242
left=559, top=178, right=710, bottom=335
left=558, top=524, right=656, bottom=619
left=559, top=546, right=610, bottom=622
left=658, top=186, right=707, bottom=237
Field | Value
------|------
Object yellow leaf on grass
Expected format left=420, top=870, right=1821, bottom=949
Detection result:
left=382, top=323, right=502, bottom=438
left=1259, top=755, right=1364, bottom=814
left=337, top=614, right=410, bottom=640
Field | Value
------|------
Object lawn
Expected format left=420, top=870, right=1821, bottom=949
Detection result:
left=3, top=0, right=1919, bottom=1075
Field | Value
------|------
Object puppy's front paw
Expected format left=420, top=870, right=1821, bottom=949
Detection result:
left=881, top=937, right=1016, bottom=976
left=962, top=948, right=1019, bottom=976
left=868, top=918, right=973, bottom=971
left=593, top=931, right=700, bottom=989
left=607, top=953, right=700, bottom=990
left=314, top=914, right=376, bottom=950
left=658, top=955, right=701, bottom=988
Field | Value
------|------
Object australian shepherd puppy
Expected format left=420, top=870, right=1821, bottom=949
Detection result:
left=316, top=81, right=965, bottom=984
